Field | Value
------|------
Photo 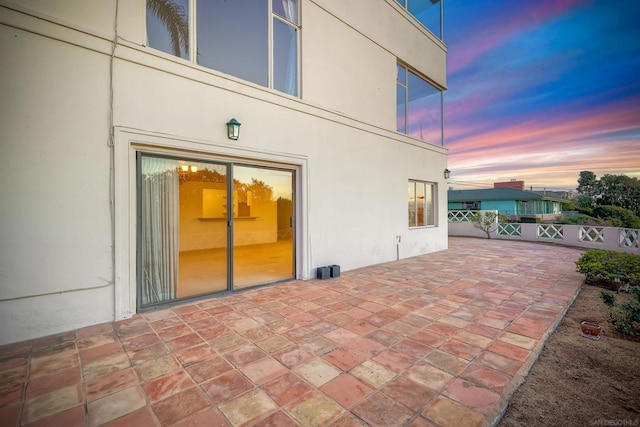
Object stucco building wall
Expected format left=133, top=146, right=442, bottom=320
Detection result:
left=0, top=0, right=448, bottom=345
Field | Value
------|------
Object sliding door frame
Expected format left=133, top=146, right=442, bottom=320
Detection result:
left=230, top=162, right=296, bottom=291
left=135, top=150, right=296, bottom=311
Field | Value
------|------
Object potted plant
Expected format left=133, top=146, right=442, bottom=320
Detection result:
left=580, top=321, right=602, bottom=340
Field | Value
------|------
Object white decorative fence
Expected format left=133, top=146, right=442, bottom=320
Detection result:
left=447, top=210, right=476, bottom=222
left=619, top=228, right=640, bottom=249
left=537, top=224, right=564, bottom=240
left=578, top=226, right=604, bottom=244
left=498, top=223, right=521, bottom=236
left=448, top=210, right=640, bottom=253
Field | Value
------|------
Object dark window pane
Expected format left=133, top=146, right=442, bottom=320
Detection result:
left=197, top=0, right=268, bottom=87
left=273, top=19, right=298, bottom=96
left=146, top=0, right=190, bottom=59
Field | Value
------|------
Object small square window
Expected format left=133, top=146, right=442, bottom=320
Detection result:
left=408, top=180, right=435, bottom=228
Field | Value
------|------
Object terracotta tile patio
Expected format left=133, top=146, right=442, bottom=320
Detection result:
left=0, top=237, right=585, bottom=426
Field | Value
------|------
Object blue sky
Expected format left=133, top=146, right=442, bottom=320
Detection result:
left=444, top=0, right=640, bottom=190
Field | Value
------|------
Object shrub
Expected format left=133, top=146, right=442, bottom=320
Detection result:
left=575, top=249, right=640, bottom=287
left=599, top=286, right=640, bottom=336
left=576, top=206, right=594, bottom=217
left=592, top=205, right=640, bottom=229
left=560, top=214, right=596, bottom=225
left=469, top=212, right=510, bottom=239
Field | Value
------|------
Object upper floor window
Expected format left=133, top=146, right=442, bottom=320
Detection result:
left=461, top=201, right=479, bottom=210
left=409, top=180, right=436, bottom=227
left=146, top=0, right=300, bottom=97
left=395, top=0, right=443, bottom=39
left=397, top=64, right=443, bottom=145
left=146, top=0, right=190, bottom=59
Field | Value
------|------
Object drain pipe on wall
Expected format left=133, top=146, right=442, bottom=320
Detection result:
left=396, top=235, right=402, bottom=261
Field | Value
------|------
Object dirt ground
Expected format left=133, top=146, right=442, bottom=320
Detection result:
left=498, top=284, right=640, bottom=427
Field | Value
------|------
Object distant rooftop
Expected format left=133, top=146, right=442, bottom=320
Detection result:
left=494, top=180, right=525, bottom=191
left=448, top=187, right=565, bottom=202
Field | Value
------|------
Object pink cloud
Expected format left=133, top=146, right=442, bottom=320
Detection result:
left=451, top=95, right=640, bottom=154
left=447, top=95, right=640, bottom=188
left=448, top=0, right=588, bottom=74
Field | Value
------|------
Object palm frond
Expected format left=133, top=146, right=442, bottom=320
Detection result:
left=147, top=0, right=189, bottom=57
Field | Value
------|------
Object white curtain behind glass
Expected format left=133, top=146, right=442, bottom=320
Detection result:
left=141, top=157, right=179, bottom=305
left=281, top=0, right=297, bottom=95
left=281, top=0, right=296, bottom=22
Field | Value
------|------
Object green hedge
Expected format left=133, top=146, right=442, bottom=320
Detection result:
left=575, top=249, right=640, bottom=287
left=592, top=205, right=640, bottom=229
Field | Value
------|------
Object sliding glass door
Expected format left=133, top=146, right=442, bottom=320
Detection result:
left=232, top=165, right=294, bottom=289
left=137, top=153, right=295, bottom=309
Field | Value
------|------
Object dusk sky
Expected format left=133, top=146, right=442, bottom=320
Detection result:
left=444, top=0, right=640, bottom=191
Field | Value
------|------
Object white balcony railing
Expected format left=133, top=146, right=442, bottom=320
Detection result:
left=448, top=210, right=640, bottom=254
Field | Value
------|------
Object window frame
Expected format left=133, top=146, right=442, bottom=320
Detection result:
left=270, top=1, right=300, bottom=96
left=397, top=63, right=444, bottom=146
left=145, top=0, right=301, bottom=97
left=408, top=180, right=436, bottom=228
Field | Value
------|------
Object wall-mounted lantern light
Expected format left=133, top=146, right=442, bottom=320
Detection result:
left=226, top=118, right=241, bottom=140
left=444, top=168, right=451, bottom=179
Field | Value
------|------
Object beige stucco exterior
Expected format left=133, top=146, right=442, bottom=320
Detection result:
left=0, top=0, right=448, bottom=345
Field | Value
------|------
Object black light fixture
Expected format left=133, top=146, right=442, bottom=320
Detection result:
left=226, top=118, right=241, bottom=140
left=444, top=168, right=451, bottom=179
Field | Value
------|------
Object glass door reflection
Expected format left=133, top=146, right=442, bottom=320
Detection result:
left=139, top=155, right=228, bottom=308
left=232, top=165, right=294, bottom=289
left=138, top=155, right=295, bottom=308
left=177, top=160, right=229, bottom=298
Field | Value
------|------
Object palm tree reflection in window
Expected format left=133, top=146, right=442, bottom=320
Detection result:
left=147, top=0, right=189, bottom=58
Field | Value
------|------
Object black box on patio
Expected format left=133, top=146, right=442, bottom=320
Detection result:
left=329, top=265, right=341, bottom=278
left=316, top=266, right=330, bottom=280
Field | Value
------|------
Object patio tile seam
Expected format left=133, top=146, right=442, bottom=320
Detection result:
left=15, top=349, right=32, bottom=426
left=75, top=341, right=93, bottom=425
